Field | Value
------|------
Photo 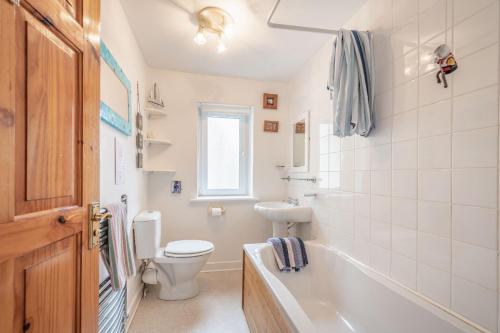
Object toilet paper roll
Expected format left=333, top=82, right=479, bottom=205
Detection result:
left=210, top=207, right=223, bottom=216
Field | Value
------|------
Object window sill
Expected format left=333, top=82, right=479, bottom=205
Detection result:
left=189, top=196, right=260, bottom=203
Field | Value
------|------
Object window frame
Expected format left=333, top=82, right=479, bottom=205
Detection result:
left=197, top=103, right=253, bottom=197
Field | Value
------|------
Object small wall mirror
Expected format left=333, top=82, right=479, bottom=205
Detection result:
left=291, top=112, right=309, bottom=172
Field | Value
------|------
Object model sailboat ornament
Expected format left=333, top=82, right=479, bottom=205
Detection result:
left=147, top=83, right=165, bottom=108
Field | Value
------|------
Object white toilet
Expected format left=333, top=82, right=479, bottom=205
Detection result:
left=134, top=210, right=214, bottom=300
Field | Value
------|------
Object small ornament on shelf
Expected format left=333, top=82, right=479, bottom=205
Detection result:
left=147, top=83, right=165, bottom=108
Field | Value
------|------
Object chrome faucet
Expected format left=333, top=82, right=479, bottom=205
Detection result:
left=287, top=197, right=299, bottom=206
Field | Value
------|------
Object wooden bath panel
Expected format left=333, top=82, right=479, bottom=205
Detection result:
left=242, top=251, right=294, bottom=333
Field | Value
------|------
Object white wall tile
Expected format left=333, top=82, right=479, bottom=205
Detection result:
left=354, top=215, right=370, bottom=240
left=452, top=168, right=497, bottom=208
left=371, top=221, right=391, bottom=249
left=341, top=171, right=355, bottom=192
left=392, top=225, right=417, bottom=259
left=371, top=144, right=392, bottom=170
left=392, top=110, right=418, bottom=142
left=418, top=263, right=451, bottom=306
left=419, top=0, right=447, bottom=43
left=419, top=33, right=445, bottom=75
left=451, top=276, right=497, bottom=332
left=452, top=205, right=497, bottom=249
left=394, top=0, right=418, bottom=28
left=369, top=117, right=393, bottom=146
left=418, top=232, right=451, bottom=271
left=320, top=136, right=329, bottom=155
left=393, top=170, right=418, bottom=199
left=371, top=195, right=391, bottom=223
left=330, top=136, right=341, bottom=152
left=371, top=170, right=392, bottom=196
left=330, top=152, right=341, bottom=171
left=454, top=44, right=498, bottom=96
left=374, top=91, right=393, bottom=119
left=418, top=134, right=452, bottom=169
left=418, top=201, right=451, bottom=237
left=453, top=3, right=499, bottom=58
left=419, top=71, right=452, bottom=106
left=392, top=197, right=417, bottom=229
left=370, top=244, right=391, bottom=275
left=354, top=171, right=371, bottom=194
left=418, top=99, right=452, bottom=138
left=354, top=193, right=370, bottom=217
left=452, top=127, right=498, bottom=168
left=391, top=20, right=418, bottom=58
left=391, top=253, right=417, bottom=289
left=393, top=80, right=418, bottom=114
left=355, top=147, right=371, bottom=170
left=419, top=169, right=451, bottom=202
left=320, top=154, right=329, bottom=172
left=453, top=0, right=497, bottom=24
left=394, top=49, right=418, bottom=85
left=453, top=85, right=498, bottom=131
left=452, top=240, right=497, bottom=290
left=392, top=140, right=417, bottom=169
left=340, top=150, right=354, bottom=171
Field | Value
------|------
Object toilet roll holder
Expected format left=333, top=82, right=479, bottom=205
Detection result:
left=208, top=206, right=226, bottom=215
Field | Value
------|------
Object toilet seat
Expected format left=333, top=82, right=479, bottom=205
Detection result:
left=164, top=240, right=214, bottom=258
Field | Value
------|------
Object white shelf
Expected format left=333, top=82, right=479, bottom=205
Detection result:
left=145, top=138, right=172, bottom=146
left=143, top=169, right=176, bottom=174
left=145, top=107, right=167, bottom=117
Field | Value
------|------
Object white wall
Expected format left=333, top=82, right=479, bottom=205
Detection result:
left=287, top=0, right=500, bottom=331
left=100, top=0, right=147, bottom=316
left=145, top=69, right=289, bottom=270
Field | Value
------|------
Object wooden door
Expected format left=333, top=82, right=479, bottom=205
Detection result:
left=0, top=0, right=100, bottom=332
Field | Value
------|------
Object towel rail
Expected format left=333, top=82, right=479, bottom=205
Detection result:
left=280, top=176, right=317, bottom=183
left=98, top=194, right=128, bottom=333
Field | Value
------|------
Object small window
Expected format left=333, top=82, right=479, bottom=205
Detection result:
left=198, top=103, right=253, bottom=197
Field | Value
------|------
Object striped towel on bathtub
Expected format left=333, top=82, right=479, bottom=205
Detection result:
left=267, top=237, right=308, bottom=272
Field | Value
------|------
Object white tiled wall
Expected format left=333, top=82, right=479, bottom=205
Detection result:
left=287, top=0, right=500, bottom=331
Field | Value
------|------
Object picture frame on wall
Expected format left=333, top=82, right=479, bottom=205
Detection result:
left=263, top=93, right=278, bottom=109
left=263, top=120, right=279, bottom=133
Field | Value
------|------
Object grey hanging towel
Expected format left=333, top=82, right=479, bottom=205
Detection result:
left=327, top=29, right=375, bottom=137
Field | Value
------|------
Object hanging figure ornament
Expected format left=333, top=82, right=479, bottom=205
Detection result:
left=434, top=44, right=457, bottom=88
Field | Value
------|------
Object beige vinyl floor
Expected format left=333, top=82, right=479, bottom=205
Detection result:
left=128, top=270, right=250, bottom=333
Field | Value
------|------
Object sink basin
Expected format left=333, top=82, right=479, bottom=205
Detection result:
left=254, top=201, right=312, bottom=237
left=254, top=201, right=311, bottom=223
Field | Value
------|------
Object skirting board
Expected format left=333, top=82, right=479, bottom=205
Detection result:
left=202, top=260, right=242, bottom=272
left=126, top=283, right=144, bottom=331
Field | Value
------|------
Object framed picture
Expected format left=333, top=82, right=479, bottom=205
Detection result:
left=263, top=93, right=278, bottom=109
left=263, top=120, right=279, bottom=133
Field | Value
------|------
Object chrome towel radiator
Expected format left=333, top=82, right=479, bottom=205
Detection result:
left=98, top=194, right=128, bottom=333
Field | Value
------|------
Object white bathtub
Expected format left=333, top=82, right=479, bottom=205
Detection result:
left=243, top=241, right=486, bottom=333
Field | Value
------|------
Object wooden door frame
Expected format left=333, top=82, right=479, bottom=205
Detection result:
left=0, top=0, right=101, bottom=332
left=81, top=0, right=101, bottom=332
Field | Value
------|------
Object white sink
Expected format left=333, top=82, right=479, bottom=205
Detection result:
left=254, top=201, right=312, bottom=237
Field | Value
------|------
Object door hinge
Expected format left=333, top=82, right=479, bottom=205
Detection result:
left=9, top=0, right=20, bottom=6
left=88, top=203, right=112, bottom=249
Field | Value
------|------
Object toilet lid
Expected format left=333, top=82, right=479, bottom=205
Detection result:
left=164, top=240, right=214, bottom=256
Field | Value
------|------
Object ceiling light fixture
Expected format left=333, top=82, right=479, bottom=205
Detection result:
left=194, top=27, right=207, bottom=45
left=194, top=7, right=234, bottom=53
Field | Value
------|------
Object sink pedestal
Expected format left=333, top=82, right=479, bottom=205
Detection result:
left=272, top=221, right=289, bottom=238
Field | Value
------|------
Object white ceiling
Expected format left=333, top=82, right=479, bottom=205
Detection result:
left=120, top=0, right=366, bottom=82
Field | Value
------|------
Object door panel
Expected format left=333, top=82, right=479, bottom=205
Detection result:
left=15, top=7, right=81, bottom=216
left=24, top=236, right=78, bottom=333
left=26, top=20, right=77, bottom=201
left=0, top=0, right=100, bottom=332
